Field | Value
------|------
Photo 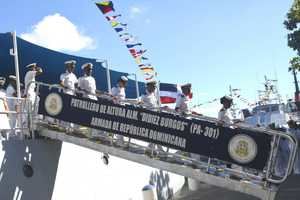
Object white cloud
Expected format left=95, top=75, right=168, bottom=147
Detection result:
left=130, top=6, right=142, bottom=14
left=129, top=6, right=142, bottom=18
left=20, top=13, right=95, bottom=52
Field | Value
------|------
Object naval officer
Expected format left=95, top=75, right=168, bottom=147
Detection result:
left=0, top=77, right=10, bottom=133
left=78, top=63, right=99, bottom=139
left=218, top=96, right=234, bottom=124
left=6, top=75, right=17, bottom=132
left=140, top=81, right=159, bottom=110
left=110, top=76, right=129, bottom=146
left=175, top=83, right=192, bottom=114
left=78, top=63, right=97, bottom=100
left=59, top=60, right=78, bottom=129
left=60, top=60, right=78, bottom=95
left=24, top=63, right=43, bottom=108
left=218, top=95, right=243, bottom=125
left=111, top=75, right=128, bottom=103
left=140, top=81, right=164, bottom=154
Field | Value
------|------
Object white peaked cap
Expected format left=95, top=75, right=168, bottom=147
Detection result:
left=8, top=75, right=16, bottom=80
left=64, top=60, right=77, bottom=65
left=120, top=76, right=128, bottom=81
left=25, top=63, right=37, bottom=68
left=81, top=63, right=93, bottom=70
left=0, top=77, right=6, bottom=84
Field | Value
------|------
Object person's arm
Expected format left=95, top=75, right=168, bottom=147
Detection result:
left=74, top=77, right=78, bottom=89
left=59, top=74, right=65, bottom=88
left=217, top=110, right=225, bottom=125
left=4, top=99, right=9, bottom=116
left=175, top=95, right=181, bottom=112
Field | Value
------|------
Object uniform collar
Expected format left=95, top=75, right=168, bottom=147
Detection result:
left=146, top=90, right=154, bottom=95
left=66, top=70, right=73, bottom=74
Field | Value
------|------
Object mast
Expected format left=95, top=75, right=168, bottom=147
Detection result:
left=11, top=31, right=21, bottom=99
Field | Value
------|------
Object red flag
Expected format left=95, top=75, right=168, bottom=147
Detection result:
left=96, top=1, right=115, bottom=14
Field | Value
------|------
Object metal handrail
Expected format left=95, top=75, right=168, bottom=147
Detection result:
left=0, top=96, right=31, bottom=135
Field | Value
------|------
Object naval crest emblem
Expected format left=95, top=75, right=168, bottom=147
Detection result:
left=44, top=93, right=63, bottom=116
left=228, top=134, right=257, bottom=164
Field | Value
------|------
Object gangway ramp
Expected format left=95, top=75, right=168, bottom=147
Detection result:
left=37, top=123, right=277, bottom=200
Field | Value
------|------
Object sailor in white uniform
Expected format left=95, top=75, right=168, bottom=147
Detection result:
left=6, top=75, right=17, bottom=132
left=218, top=96, right=234, bottom=124
left=78, top=63, right=99, bottom=139
left=111, top=76, right=128, bottom=103
left=78, top=63, right=97, bottom=101
left=24, top=63, right=43, bottom=108
left=59, top=60, right=78, bottom=129
left=0, top=77, right=11, bottom=134
left=140, top=81, right=159, bottom=110
left=175, top=83, right=192, bottom=114
left=111, top=76, right=128, bottom=145
left=141, top=81, right=164, bottom=153
left=60, top=60, right=78, bottom=95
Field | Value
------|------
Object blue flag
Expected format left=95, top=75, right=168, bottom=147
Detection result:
left=126, top=43, right=142, bottom=48
left=115, top=28, right=125, bottom=32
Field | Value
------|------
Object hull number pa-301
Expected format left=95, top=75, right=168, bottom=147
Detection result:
left=190, top=123, right=220, bottom=139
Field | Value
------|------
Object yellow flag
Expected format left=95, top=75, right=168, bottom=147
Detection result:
left=111, top=21, right=119, bottom=27
left=135, top=57, right=142, bottom=65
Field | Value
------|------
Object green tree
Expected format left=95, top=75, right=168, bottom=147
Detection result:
left=289, top=57, right=300, bottom=99
left=289, top=56, right=300, bottom=71
left=284, top=0, right=300, bottom=53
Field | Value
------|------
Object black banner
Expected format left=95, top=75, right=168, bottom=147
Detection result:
left=38, top=86, right=272, bottom=170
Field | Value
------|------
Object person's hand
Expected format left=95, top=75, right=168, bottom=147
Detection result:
left=192, top=111, right=202, bottom=116
left=37, top=67, right=43, bottom=73
left=233, top=119, right=242, bottom=123
left=216, top=121, right=224, bottom=126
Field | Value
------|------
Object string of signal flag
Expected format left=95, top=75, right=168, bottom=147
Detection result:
left=95, top=1, right=157, bottom=82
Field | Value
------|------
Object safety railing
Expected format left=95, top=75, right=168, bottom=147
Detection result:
left=0, top=96, right=32, bottom=139
left=30, top=82, right=298, bottom=186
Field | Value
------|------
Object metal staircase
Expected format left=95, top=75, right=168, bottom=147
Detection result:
left=36, top=121, right=277, bottom=200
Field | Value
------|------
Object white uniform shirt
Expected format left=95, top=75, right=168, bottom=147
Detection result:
left=6, top=84, right=16, bottom=111
left=218, top=108, right=234, bottom=124
left=141, top=91, right=158, bottom=109
left=0, top=89, right=10, bottom=130
left=60, top=71, right=78, bottom=95
left=24, top=70, right=37, bottom=95
left=0, top=89, right=6, bottom=110
left=78, top=75, right=97, bottom=100
left=111, top=86, right=126, bottom=103
left=175, top=93, right=190, bottom=113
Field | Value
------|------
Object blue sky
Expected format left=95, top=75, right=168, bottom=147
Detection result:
left=0, top=0, right=296, bottom=115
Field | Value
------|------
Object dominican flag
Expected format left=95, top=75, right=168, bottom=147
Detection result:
left=159, top=83, right=180, bottom=104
